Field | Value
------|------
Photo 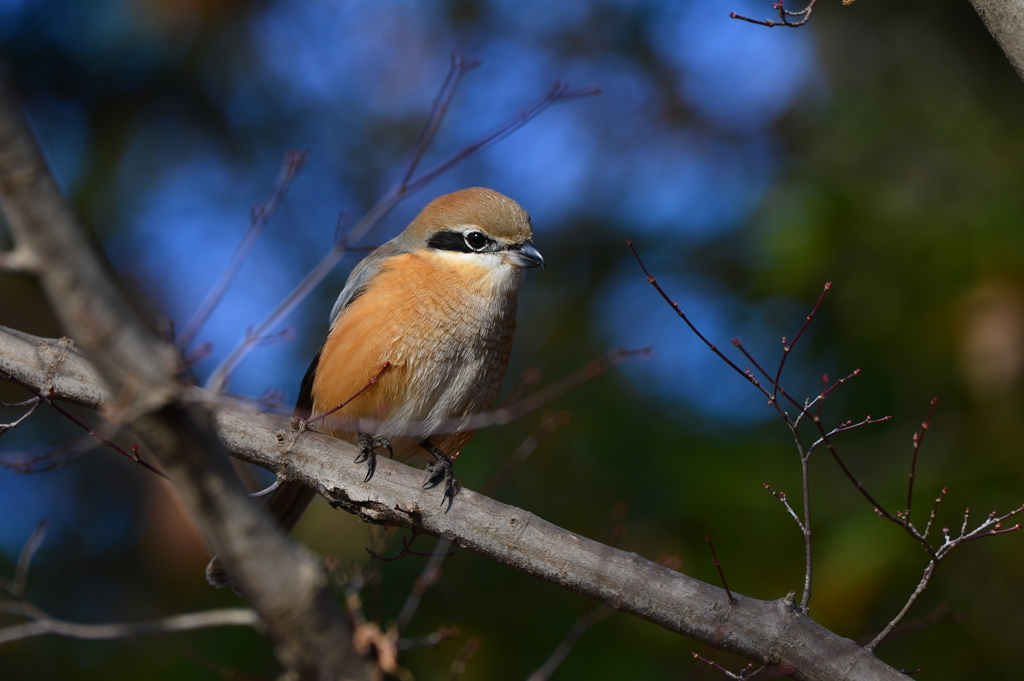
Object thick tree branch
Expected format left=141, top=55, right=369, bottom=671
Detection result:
left=0, top=326, right=908, bottom=681
left=970, top=0, right=1024, bottom=84
left=0, top=66, right=373, bottom=680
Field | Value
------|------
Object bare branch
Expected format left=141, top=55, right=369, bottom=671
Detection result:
left=970, top=0, right=1024, bottom=85
left=0, top=607, right=258, bottom=646
left=0, top=326, right=911, bottom=681
left=0, top=65, right=373, bottom=679
left=730, top=0, right=819, bottom=28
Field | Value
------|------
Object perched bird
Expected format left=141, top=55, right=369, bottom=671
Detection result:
left=208, top=187, right=542, bottom=587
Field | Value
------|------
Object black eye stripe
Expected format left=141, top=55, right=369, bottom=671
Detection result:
left=427, top=230, right=500, bottom=254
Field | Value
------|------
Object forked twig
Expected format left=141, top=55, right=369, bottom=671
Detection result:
left=0, top=367, right=166, bottom=478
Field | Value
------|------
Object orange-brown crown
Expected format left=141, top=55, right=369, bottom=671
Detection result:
left=397, top=187, right=533, bottom=250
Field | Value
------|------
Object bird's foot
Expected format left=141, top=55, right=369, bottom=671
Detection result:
left=355, top=434, right=393, bottom=482
left=421, top=440, right=460, bottom=511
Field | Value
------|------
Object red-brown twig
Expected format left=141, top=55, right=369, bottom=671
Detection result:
left=628, top=239, right=774, bottom=404
left=772, top=282, right=830, bottom=401
left=177, top=149, right=309, bottom=349
left=0, top=367, right=166, bottom=479
left=905, top=398, right=938, bottom=525
left=705, top=535, right=736, bottom=603
left=304, top=362, right=392, bottom=426
left=317, top=347, right=649, bottom=438
left=730, top=0, right=818, bottom=28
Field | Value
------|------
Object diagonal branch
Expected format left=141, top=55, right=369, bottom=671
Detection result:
left=970, top=0, right=1024, bottom=86
left=0, top=65, right=374, bottom=681
left=0, top=325, right=908, bottom=681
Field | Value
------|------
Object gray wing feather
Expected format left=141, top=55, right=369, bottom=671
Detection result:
left=329, top=239, right=405, bottom=323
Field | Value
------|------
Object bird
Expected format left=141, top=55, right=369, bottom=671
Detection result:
left=207, top=187, right=543, bottom=587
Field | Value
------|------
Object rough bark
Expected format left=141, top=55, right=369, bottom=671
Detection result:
left=0, top=325, right=909, bottom=681
left=0, top=66, right=374, bottom=681
left=970, top=0, right=1024, bottom=83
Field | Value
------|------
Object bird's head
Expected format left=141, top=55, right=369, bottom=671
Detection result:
left=400, top=187, right=544, bottom=270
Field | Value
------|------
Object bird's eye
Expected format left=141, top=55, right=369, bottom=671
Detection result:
left=464, top=231, right=489, bottom=252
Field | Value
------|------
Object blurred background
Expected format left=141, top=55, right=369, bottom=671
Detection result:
left=2, top=0, right=1024, bottom=678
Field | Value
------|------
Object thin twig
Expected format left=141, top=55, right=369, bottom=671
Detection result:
left=923, top=487, right=947, bottom=539
left=772, top=282, right=830, bottom=401
left=865, top=562, right=936, bottom=652
left=478, top=411, right=570, bottom=495
left=177, top=149, right=309, bottom=348
left=763, top=485, right=805, bottom=532
left=629, top=240, right=773, bottom=404
left=730, top=0, right=819, bottom=28
left=906, top=398, right=938, bottom=526
left=0, top=607, right=258, bottom=645
left=395, top=536, right=450, bottom=635
left=313, top=347, right=649, bottom=438
left=525, top=605, right=615, bottom=681
left=11, top=519, right=48, bottom=598
left=705, top=535, right=735, bottom=603
left=249, top=479, right=281, bottom=499
left=806, top=415, right=893, bottom=455
left=396, top=626, right=460, bottom=652
left=395, top=412, right=568, bottom=635
left=305, top=362, right=392, bottom=426
left=0, top=397, right=39, bottom=435
left=0, top=367, right=166, bottom=478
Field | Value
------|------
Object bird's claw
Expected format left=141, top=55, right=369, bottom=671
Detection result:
left=355, top=434, right=392, bottom=482
left=424, top=456, right=459, bottom=511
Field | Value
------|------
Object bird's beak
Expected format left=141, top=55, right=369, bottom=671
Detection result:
left=504, top=240, right=545, bottom=269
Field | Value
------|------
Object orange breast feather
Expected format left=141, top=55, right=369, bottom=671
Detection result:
left=310, top=252, right=517, bottom=461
